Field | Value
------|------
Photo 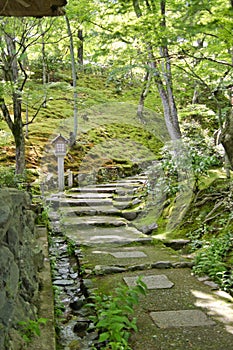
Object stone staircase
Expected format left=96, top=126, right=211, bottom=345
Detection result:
left=47, top=174, right=233, bottom=350
left=50, top=174, right=151, bottom=246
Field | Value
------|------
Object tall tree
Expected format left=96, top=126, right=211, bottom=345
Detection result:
left=94, top=0, right=182, bottom=140
left=65, top=14, right=78, bottom=143
left=0, top=18, right=52, bottom=174
left=0, top=19, right=27, bottom=174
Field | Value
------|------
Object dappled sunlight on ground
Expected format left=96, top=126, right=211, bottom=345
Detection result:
left=191, top=289, right=233, bottom=334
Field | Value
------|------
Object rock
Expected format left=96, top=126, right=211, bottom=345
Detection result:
left=0, top=189, right=44, bottom=349
left=94, top=265, right=126, bottom=275
left=151, top=261, right=172, bottom=269
left=172, top=261, right=194, bottom=268
left=58, top=267, right=69, bottom=275
left=132, top=198, right=141, bottom=206
left=73, top=319, right=90, bottom=337
left=82, top=279, right=93, bottom=289
left=121, top=211, right=137, bottom=220
left=197, top=276, right=210, bottom=282
left=70, top=298, right=86, bottom=311
left=128, top=264, right=150, bottom=271
left=204, top=280, right=219, bottom=289
left=53, top=279, right=74, bottom=286
left=164, top=239, right=190, bottom=250
left=139, top=222, right=158, bottom=235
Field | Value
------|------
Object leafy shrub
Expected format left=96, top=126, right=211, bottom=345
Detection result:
left=156, top=136, right=221, bottom=197
left=193, top=233, right=233, bottom=292
left=87, top=278, right=147, bottom=350
left=0, top=167, right=27, bottom=189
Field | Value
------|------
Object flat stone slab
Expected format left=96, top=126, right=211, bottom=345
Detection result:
left=110, top=251, right=147, bottom=258
left=59, top=198, right=113, bottom=207
left=124, top=274, right=174, bottom=289
left=62, top=216, right=128, bottom=227
left=150, top=309, right=215, bottom=328
left=70, top=187, right=118, bottom=193
left=65, top=226, right=151, bottom=245
left=97, top=182, right=143, bottom=189
left=60, top=206, right=121, bottom=216
left=65, top=193, right=113, bottom=199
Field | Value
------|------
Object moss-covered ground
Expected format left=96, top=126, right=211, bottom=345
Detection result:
left=0, top=73, right=165, bottom=181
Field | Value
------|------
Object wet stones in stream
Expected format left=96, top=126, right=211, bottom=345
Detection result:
left=49, top=235, right=95, bottom=349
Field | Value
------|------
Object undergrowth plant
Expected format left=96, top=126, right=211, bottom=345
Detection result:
left=157, top=136, right=221, bottom=197
left=87, top=278, right=147, bottom=350
left=18, top=318, right=47, bottom=344
left=193, top=233, right=233, bottom=293
left=0, top=167, right=28, bottom=189
left=66, top=238, right=77, bottom=256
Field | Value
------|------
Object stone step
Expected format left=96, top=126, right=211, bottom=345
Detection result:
left=68, top=187, right=118, bottom=193
left=70, top=183, right=144, bottom=192
left=59, top=205, right=121, bottom=216
left=93, top=182, right=145, bottom=189
left=59, top=198, right=113, bottom=207
left=118, top=178, right=147, bottom=183
left=64, top=226, right=152, bottom=246
left=65, top=192, right=113, bottom=199
left=112, top=196, right=134, bottom=202
left=62, top=215, right=128, bottom=228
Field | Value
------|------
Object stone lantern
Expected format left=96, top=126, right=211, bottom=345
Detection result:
left=52, top=134, right=68, bottom=191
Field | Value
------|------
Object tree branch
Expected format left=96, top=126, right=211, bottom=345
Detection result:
left=182, top=49, right=233, bottom=68
left=87, top=19, right=132, bottom=44
left=0, top=97, right=14, bottom=131
left=23, top=98, right=46, bottom=127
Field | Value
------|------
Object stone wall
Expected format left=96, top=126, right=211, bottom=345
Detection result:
left=0, top=188, right=44, bottom=350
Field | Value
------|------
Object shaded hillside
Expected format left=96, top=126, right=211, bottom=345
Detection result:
left=0, top=74, right=166, bottom=183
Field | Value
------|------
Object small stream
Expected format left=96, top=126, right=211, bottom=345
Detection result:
left=48, top=213, right=96, bottom=349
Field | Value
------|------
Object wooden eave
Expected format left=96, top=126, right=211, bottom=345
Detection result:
left=0, top=0, right=67, bottom=17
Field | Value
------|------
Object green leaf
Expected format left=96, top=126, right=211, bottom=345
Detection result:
left=99, top=332, right=110, bottom=342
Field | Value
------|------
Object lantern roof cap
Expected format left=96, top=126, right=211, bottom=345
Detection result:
left=52, top=133, right=68, bottom=145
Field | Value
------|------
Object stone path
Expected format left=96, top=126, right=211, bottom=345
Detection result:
left=48, top=174, right=233, bottom=350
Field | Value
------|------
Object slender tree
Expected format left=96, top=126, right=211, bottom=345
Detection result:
left=131, top=0, right=182, bottom=139
left=65, top=14, right=78, bottom=144
left=0, top=19, right=26, bottom=174
left=0, top=18, right=52, bottom=174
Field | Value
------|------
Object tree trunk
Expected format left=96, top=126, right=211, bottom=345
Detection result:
left=0, top=95, right=25, bottom=174
left=137, top=70, right=151, bottom=123
left=3, top=31, right=25, bottom=174
left=78, top=29, right=84, bottom=66
left=159, top=0, right=181, bottom=140
left=133, top=0, right=181, bottom=141
left=65, top=15, right=78, bottom=143
left=41, top=25, right=47, bottom=108
left=221, top=110, right=233, bottom=170
left=148, top=50, right=182, bottom=140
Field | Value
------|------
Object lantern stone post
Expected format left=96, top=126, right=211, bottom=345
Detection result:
left=52, top=134, right=68, bottom=192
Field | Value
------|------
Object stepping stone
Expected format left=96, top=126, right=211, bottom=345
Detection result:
left=150, top=310, right=215, bottom=328
left=113, top=201, right=133, bottom=210
left=62, top=215, right=128, bottom=227
left=65, top=193, right=113, bottom=199
left=71, top=187, right=118, bottom=193
left=65, top=226, right=152, bottom=245
left=110, top=251, right=147, bottom=258
left=59, top=198, right=113, bottom=207
left=97, top=182, right=143, bottom=189
left=124, top=274, right=174, bottom=289
left=113, top=196, right=134, bottom=202
left=60, top=205, right=121, bottom=216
